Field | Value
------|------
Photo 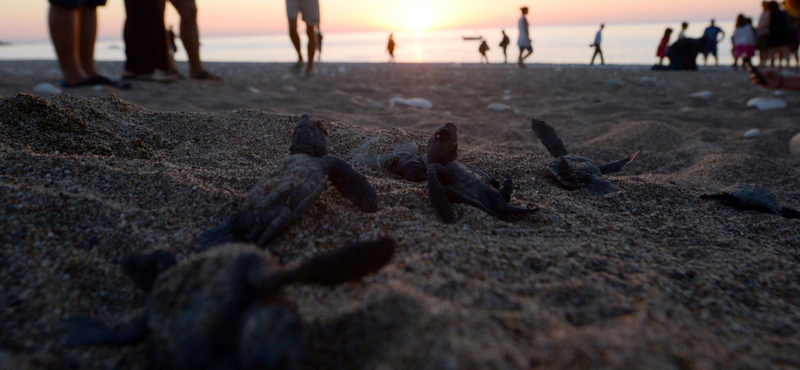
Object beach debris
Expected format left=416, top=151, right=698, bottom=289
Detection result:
left=247, top=87, right=261, bottom=94
left=33, top=82, right=62, bottom=95
left=747, top=97, right=787, bottom=110
left=389, top=97, right=433, bottom=109
left=503, top=89, right=513, bottom=95
left=605, top=78, right=622, bottom=87
left=62, top=239, right=396, bottom=369
left=91, top=85, right=104, bottom=92
left=701, top=183, right=799, bottom=219
left=354, top=123, right=537, bottom=223
left=690, top=91, right=713, bottom=101
left=194, top=113, right=379, bottom=249
left=790, top=133, right=800, bottom=157
left=487, top=103, right=513, bottom=112
left=503, top=95, right=513, bottom=101
left=282, top=86, right=297, bottom=93
left=531, top=118, right=640, bottom=195
left=743, top=129, right=761, bottom=139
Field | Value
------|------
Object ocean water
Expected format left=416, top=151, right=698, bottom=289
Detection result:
left=0, top=21, right=736, bottom=65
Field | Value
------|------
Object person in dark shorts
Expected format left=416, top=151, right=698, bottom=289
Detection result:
left=702, top=19, right=725, bottom=66
left=479, top=40, right=490, bottom=63
left=47, top=0, right=129, bottom=88
left=499, top=30, right=510, bottom=63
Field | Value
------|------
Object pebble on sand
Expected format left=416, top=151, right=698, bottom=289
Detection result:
left=33, top=82, right=62, bottom=95
left=389, top=97, right=433, bottom=109
left=743, top=129, right=761, bottom=138
left=747, top=97, right=787, bottom=110
left=690, top=91, right=713, bottom=101
left=281, top=86, right=297, bottom=93
left=487, top=103, right=513, bottom=112
left=247, top=87, right=261, bottom=94
left=606, top=78, right=622, bottom=87
left=791, top=132, right=800, bottom=157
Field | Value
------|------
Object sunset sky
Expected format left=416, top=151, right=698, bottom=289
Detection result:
left=1, top=0, right=762, bottom=42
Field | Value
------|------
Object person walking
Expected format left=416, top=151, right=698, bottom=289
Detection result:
left=656, top=28, right=673, bottom=66
left=517, top=6, right=533, bottom=68
left=479, top=40, right=490, bottom=63
left=732, top=15, right=757, bottom=70
left=286, top=0, right=320, bottom=75
left=499, top=30, right=510, bottom=63
left=678, top=22, right=689, bottom=39
left=702, top=19, right=726, bottom=66
left=590, top=23, right=605, bottom=65
left=47, top=0, right=128, bottom=88
left=165, top=0, right=220, bottom=80
left=387, top=33, right=396, bottom=63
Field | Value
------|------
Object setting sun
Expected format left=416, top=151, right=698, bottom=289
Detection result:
left=403, top=6, right=434, bottom=31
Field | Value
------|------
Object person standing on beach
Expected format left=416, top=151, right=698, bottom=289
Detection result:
left=47, top=0, right=126, bottom=87
left=499, top=30, right=510, bottom=63
left=732, top=15, right=757, bottom=70
left=678, top=22, right=689, bottom=39
left=702, top=19, right=726, bottom=66
left=656, top=28, right=673, bottom=66
left=387, top=34, right=397, bottom=63
left=165, top=0, right=221, bottom=80
left=122, top=0, right=174, bottom=81
left=479, top=40, right=490, bottom=63
left=286, top=0, right=320, bottom=75
left=517, top=6, right=533, bottom=68
left=590, top=23, right=605, bottom=65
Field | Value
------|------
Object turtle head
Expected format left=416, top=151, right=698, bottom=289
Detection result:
left=427, top=122, right=458, bottom=164
left=290, top=113, right=328, bottom=157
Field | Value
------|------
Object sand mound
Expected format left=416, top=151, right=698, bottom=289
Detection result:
left=0, top=93, right=162, bottom=158
left=586, top=120, right=699, bottom=152
left=1, top=93, right=799, bottom=370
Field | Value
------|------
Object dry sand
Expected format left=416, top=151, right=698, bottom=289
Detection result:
left=1, top=61, right=800, bottom=369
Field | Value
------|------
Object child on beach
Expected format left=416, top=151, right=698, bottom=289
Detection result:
left=479, top=40, right=490, bottom=63
left=732, top=15, right=758, bottom=70
left=657, top=28, right=673, bottom=66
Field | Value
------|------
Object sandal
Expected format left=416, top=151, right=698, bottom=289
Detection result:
left=85, top=76, right=133, bottom=90
left=191, top=71, right=223, bottom=81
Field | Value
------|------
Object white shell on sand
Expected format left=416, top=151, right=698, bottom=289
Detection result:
left=281, top=86, right=297, bottom=93
left=690, top=91, right=713, bottom=100
left=390, top=97, right=433, bottom=109
left=247, top=87, right=261, bottom=94
left=502, top=95, right=512, bottom=101
left=33, top=82, right=62, bottom=95
left=747, top=97, right=787, bottom=110
left=743, top=129, right=761, bottom=138
left=487, top=103, right=513, bottom=111
left=91, top=85, right=104, bottom=92
left=790, top=132, right=800, bottom=157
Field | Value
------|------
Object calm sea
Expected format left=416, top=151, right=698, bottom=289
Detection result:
left=0, top=21, right=736, bottom=65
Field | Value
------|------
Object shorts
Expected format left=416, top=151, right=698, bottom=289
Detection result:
left=733, top=45, right=757, bottom=59
left=286, top=0, right=320, bottom=25
left=703, top=42, right=718, bottom=56
left=519, top=45, right=533, bottom=53
left=49, top=0, right=107, bottom=8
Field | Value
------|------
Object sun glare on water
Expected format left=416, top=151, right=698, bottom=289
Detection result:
left=403, top=6, right=433, bottom=31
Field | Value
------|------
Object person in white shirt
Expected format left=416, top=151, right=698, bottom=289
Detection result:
left=678, top=22, right=689, bottom=39
left=590, top=23, right=605, bottom=65
left=732, top=14, right=757, bottom=70
left=517, top=6, right=533, bottom=68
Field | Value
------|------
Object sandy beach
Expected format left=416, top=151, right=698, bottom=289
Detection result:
left=1, top=60, right=799, bottom=369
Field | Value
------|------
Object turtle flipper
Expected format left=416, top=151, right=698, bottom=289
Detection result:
left=599, top=151, right=640, bottom=175
left=499, top=173, right=514, bottom=203
left=781, top=207, right=800, bottom=219
left=324, top=155, right=379, bottom=213
left=586, top=176, right=613, bottom=196
left=428, top=165, right=456, bottom=223
left=531, top=119, right=569, bottom=158
left=61, top=314, right=149, bottom=347
left=121, top=250, right=177, bottom=292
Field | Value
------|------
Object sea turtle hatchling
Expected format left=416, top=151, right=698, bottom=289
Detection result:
left=195, top=113, right=379, bottom=249
left=531, top=118, right=640, bottom=195
left=701, top=183, right=800, bottom=219
left=62, top=238, right=397, bottom=370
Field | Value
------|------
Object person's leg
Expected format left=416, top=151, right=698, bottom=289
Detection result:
left=77, top=6, right=100, bottom=78
left=599, top=47, right=604, bottom=65
left=305, top=22, right=317, bottom=74
left=288, top=18, right=303, bottom=64
left=169, top=0, right=204, bottom=76
left=503, top=47, right=507, bottom=63
left=49, top=3, right=86, bottom=85
left=591, top=48, right=596, bottom=65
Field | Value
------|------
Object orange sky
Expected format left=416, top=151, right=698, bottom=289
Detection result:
left=0, top=0, right=762, bottom=42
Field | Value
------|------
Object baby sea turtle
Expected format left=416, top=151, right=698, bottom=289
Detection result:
left=63, top=238, right=397, bottom=370
left=531, top=119, right=640, bottom=195
left=701, top=183, right=800, bottom=219
left=195, top=113, right=379, bottom=249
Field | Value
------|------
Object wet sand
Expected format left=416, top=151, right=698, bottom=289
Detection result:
left=1, top=61, right=799, bottom=369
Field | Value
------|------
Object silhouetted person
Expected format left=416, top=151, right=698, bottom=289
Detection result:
left=652, top=36, right=710, bottom=71
left=286, top=0, right=320, bottom=75
left=757, top=1, right=771, bottom=66
left=165, top=0, right=220, bottom=80
left=387, top=34, right=396, bottom=63
left=517, top=6, right=533, bottom=68
left=590, top=23, right=605, bottom=65
left=656, top=28, right=673, bottom=66
left=479, top=40, right=490, bottom=63
left=766, top=0, right=792, bottom=67
left=732, top=15, right=757, bottom=70
left=48, top=0, right=127, bottom=88
left=678, top=21, right=689, bottom=39
left=122, top=0, right=173, bottom=81
left=499, top=30, right=510, bottom=63
left=702, top=19, right=725, bottom=66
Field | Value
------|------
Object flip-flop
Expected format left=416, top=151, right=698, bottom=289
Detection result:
left=59, top=80, right=91, bottom=88
left=191, top=71, right=223, bottom=81
left=290, top=62, right=304, bottom=74
left=85, top=76, right=133, bottom=90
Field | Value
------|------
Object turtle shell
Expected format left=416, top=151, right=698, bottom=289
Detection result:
left=720, top=183, right=782, bottom=214
left=548, top=154, right=602, bottom=189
